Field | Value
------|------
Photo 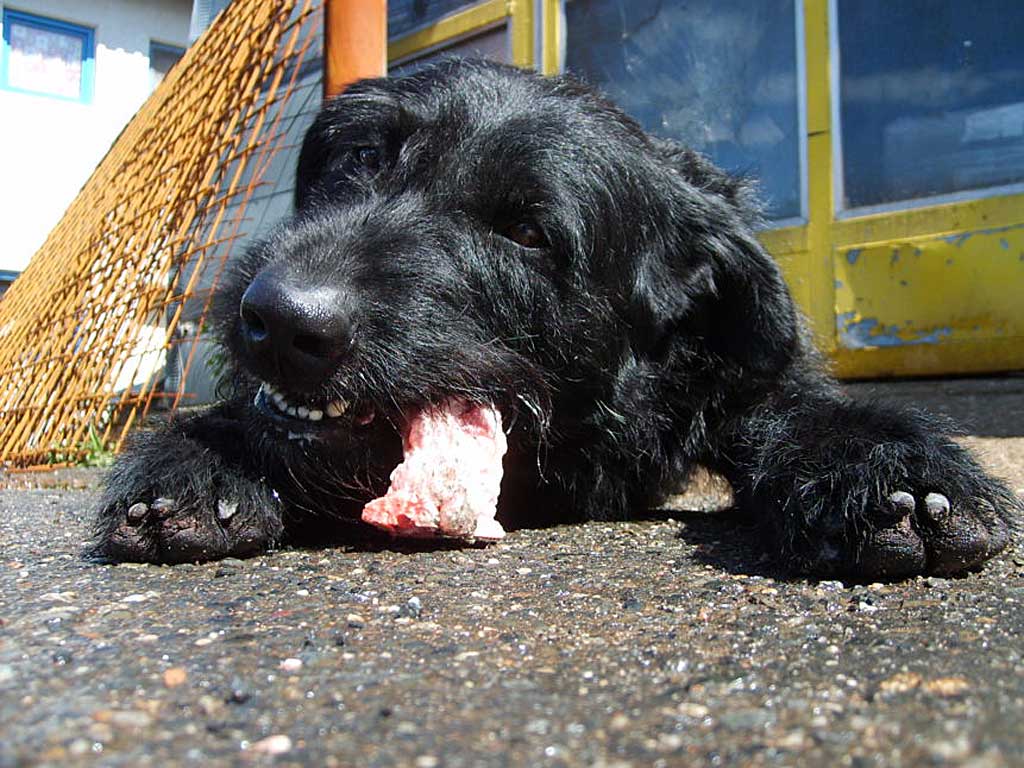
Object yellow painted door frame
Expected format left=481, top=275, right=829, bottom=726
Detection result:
left=388, top=1, right=535, bottom=68
left=389, top=0, right=1024, bottom=379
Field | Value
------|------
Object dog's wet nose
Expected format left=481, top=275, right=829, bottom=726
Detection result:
left=239, top=270, right=354, bottom=381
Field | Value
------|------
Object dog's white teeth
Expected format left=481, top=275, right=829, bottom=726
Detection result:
left=325, top=400, right=348, bottom=418
left=263, top=382, right=345, bottom=421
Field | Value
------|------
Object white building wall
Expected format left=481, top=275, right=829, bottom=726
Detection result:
left=0, top=0, right=191, bottom=274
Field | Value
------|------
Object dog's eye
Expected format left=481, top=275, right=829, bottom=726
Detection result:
left=503, top=221, right=548, bottom=249
left=353, top=146, right=381, bottom=173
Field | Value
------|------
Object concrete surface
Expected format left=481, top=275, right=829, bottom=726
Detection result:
left=1, top=376, right=1022, bottom=767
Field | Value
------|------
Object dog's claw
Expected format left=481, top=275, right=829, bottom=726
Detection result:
left=126, top=502, right=149, bottom=525
left=151, top=497, right=177, bottom=514
left=923, top=492, right=951, bottom=524
left=217, top=499, right=238, bottom=522
left=887, top=491, right=916, bottom=519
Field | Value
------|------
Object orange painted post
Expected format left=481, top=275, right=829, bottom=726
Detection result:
left=323, top=0, right=387, bottom=99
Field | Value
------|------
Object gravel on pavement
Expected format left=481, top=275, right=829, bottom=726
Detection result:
left=0, top=377, right=1022, bottom=767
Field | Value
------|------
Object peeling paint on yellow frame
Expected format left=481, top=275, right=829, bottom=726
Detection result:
left=772, top=0, right=1024, bottom=378
left=391, top=0, right=1024, bottom=379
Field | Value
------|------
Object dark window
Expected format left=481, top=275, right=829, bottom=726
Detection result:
left=150, top=41, right=186, bottom=89
left=389, top=0, right=475, bottom=40
left=564, top=0, right=805, bottom=222
left=837, top=0, right=1024, bottom=210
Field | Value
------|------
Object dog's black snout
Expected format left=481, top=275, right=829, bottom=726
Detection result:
left=239, top=270, right=354, bottom=381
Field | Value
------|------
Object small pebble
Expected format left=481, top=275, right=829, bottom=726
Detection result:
left=280, top=658, right=303, bottom=672
left=878, top=672, right=922, bottom=694
left=108, top=710, right=153, bottom=729
left=163, top=668, right=188, bottom=688
left=249, top=734, right=292, bottom=755
left=226, top=685, right=251, bottom=705
left=404, top=596, right=423, bottom=618
left=122, top=592, right=157, bottom=603
left=923, top=676, right=971, bottom=698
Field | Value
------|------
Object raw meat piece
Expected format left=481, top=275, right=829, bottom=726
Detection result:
left=361, top=399, right=507, bottom=541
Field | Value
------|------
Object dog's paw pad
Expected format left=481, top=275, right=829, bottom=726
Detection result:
left=853, top=490, right=1011, bottom=579
left=93, top=493, right=277, bottom=565
left=917, top=495, right=1009, bottom=576
left=856, top=501, right=926, bottom=579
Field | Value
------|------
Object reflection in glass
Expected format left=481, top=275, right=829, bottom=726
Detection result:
left=389, top=0, right=475, bottom=39
left=564, top=0, right=803, bottom=221
left=837, top=0, right=1024, bottom=210
left=390, top=25, right=510, bottom=75
left=7, top=20, right=85, bottom=99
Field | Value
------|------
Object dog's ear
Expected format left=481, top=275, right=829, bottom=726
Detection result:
left=634, top=139, right=798, bottom=375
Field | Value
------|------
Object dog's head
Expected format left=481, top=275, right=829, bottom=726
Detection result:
left=214, top=59, right=796, bottom=452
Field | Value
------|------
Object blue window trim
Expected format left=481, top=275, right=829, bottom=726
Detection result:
left=0, top=9, right=95, bottom=103
left=0, top=269, right=20, bottom=283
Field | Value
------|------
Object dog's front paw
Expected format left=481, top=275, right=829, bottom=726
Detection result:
left=849, top=489, right=1011, bottom=579
left=744, top=400, right=1020, bottom=580
left=90, top=438, right=285, bottom=564
left=93, top=487, right=282, bottom=564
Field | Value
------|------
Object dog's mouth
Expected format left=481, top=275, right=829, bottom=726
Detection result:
left=253, top=379, right=510, bottom=541
left=254, top=382, right=376, bottom=427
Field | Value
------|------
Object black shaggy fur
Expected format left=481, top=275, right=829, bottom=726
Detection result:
left=92, top=61, right=1018, bottom=578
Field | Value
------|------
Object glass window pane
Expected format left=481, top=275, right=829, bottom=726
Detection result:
left=7, top=19, right=85, bottom=99
left=389, top=0, right=476, bottom=40
left=564, top=0, right=804, bottom=222
left=837, top=0, right=1024, bottom=210
left=149, top=43, right=185, bottom=90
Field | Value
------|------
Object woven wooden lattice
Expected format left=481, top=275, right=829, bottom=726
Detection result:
left=0, top=0, right=321, bottom=469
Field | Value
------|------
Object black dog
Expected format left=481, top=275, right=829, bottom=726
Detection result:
left=93, top=60, right=1017, bottom=577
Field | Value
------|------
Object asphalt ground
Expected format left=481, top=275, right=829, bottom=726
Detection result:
left=1, top=376, right=1023, bottom=767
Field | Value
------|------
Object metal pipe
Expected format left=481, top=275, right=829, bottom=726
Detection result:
left=323, top=0, right=387, bottom=99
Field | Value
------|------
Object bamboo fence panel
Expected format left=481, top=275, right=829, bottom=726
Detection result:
left=0, top=0, right=322, bottom=469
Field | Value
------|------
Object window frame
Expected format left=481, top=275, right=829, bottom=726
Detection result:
left=388, top=0, right=530, bottom=70
left=389, top=18, right=511, bottom=71
left=0, top=8, right=95, bottom=104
